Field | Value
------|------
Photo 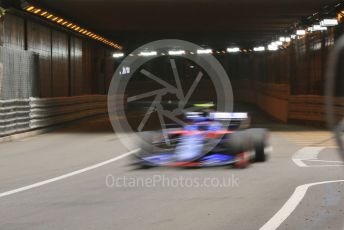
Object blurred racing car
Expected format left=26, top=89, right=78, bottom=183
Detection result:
left=134, top=111, right=270, bottom=168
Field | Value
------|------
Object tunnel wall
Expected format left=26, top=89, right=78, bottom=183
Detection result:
left=228, top=25, right=344, bottom=124
left=0, top=11, right=116, bottom=99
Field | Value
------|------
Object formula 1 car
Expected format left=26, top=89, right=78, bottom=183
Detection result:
left=134, top=111, right=270, bottom=168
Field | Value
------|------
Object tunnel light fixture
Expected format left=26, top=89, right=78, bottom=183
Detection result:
left=227, top=47, right=240, bottom=53
left=291, top=34, right=297, bottom=39
left=139, top=51, right=158, bottom=57
left=312, top=24, right=328, bottom=32
left=275, top=41, right=283, bottom=46
left=285, top=37, right=291, bottom=42
left=253, top=46, right=265, bottom=52
left=268, top=44, right=279, bottom=51
left=22, top=4, right=122, bottom=50
left=168, top=50, right=185, bottom=56
left=296, top=30, right=306, bottom=36
left=197, top=49, right=213, bottom=54
left=320, top=19, right=338, bottom=27
left=112, top=53, right=124, bottom=58
left=279, top=37, right=286, bottom=42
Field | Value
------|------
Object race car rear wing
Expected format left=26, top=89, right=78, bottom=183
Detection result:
left=209, top=112, right=248, bottom=121
left=209, top=112, right=250, bottom=129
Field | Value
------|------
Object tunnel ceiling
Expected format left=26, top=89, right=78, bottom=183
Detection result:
left=29, top=0, right=342, bottom=50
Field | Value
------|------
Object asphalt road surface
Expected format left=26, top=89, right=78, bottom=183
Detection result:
left=0, top=110, right=343, bottom=230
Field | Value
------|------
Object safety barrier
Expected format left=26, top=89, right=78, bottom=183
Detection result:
left=0, top=99, right=31, bottom=136
left=288, top=95, right=344, bottom=123
left=232, top=80, right=344, bottom=124
left=233, top=80, right=290, bottom=122
left=0, top=95, right=115, bottom=137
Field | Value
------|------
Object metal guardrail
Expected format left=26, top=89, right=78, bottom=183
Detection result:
left=0, top=95, right=115, bottom=137
left=0, top=99, right=31, bottom=136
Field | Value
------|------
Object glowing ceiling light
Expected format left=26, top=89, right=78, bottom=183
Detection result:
left=113, top=53, right=124, bottom=58
left=268, top=44, right=278, bottom=51
left=253, top=46, right=265, bottom=52
left=139, top=51, right=157, bottom=56
left=227, top=47, right=240, bottom=53
left=312, top=24, right=327, bottom=31
left=22, top=4, right=122, bottom=50
left=285, top=37, right=291, bottom=42
left=279, top=37, right=286, bottom=42
left=26, top=6, right=35, bottom=11
left=197, top=49, right=212, bottom=54
left=296, top=30, right=306, bottom=35
left=320, top=19, right=338, bottom=27
left=275, top=41, right=283, bottom=46
left=168, top=50, right=186, bottom=55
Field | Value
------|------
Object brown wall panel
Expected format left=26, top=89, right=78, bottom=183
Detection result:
left=70, top=37, right=83, bottom=96
left=3, top=14, right=25, bottom=50
left=82, top=41, right=93, bottom=95
left=27, top=21, right=52, bottom=97
left=1, top=12, right=118, bottom=99
left=105, top=54, right=115, bottom=93
left=52, top=30, right=69, bottom=97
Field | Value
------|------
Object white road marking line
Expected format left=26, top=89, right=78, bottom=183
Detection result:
left=259, top=180, right=344, bottom=230
left=300, top=165, right=344, bottom=167
left=305, top=159, right=344, bottom=164
left=0, top=149, right=138, bottom=199
left=292, top=147, right=325, bottom=167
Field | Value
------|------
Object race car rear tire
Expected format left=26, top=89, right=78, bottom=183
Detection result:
left=223, top=131, right=252, bottom=155
left=248, top=128, right=269, bottom=162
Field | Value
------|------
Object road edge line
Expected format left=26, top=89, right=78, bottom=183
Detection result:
left=0, top=149, right=138, bottom=199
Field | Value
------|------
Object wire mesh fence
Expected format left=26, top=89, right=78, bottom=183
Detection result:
left=0, top=46, right=38, bottom=100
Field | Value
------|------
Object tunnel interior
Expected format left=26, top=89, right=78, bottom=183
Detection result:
left=0, top=0, right=343, bottom=137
